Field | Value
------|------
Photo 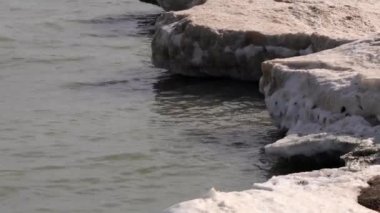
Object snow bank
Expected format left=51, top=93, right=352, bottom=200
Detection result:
left=260, top=36, right=380, bottom=164
left=152, top=0, right=380, bottom=81
left=164, top=166, right=380, bottom=213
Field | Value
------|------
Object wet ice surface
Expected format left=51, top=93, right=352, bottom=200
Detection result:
left=0, top=0, right=281, bottom=212
left=166, top=165, right=380, bottom=213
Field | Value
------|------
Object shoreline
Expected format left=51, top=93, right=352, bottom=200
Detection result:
left=143, top=0, right=380, bottom=212
left=165, top=166, right=380, bottom=213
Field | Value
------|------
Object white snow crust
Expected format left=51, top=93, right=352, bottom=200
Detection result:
left=148, top=2, right=380, bottom=213
left=164, top=166, right=380, bottom=213
left=260, top=36, right=380, bottom=161
left=152, top=0, right=380, bottom=80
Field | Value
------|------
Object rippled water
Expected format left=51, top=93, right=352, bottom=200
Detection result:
left=0, top=1, right=280, bottom=212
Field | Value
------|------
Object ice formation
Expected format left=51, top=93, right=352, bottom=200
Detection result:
left=152, top=0, right=380, bottom=80
left=144, top=1, right=380, bottom=212
left=260, top=36, right=380, bottom=164
left=164, top=166, right=380, bottom=213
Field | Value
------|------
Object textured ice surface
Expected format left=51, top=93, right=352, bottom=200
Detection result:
left=148, top=2, right=380, bottom=212
left=152, top=0, right=380, bottom=80
left=165, top=166, right=380, bottom=213
left=260, top=36, right=380, bottom=163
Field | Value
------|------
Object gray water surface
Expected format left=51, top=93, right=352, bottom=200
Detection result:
left=0, top=1, right=279, bottom=212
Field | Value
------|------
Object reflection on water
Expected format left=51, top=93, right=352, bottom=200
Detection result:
left=77, top=13, right=158, bottom=37
left=153, top=75, right=277, bottom=142
left=270, top=151, right=346, bottom=176
left=153, top=74, right=282, bottom=177
left=153, top=75, right=269, bottom=136
left=154, top=75, right=264, bottom=100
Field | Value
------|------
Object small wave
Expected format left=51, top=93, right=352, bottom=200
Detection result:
left=40, top=22, right=64, bottom=32
left=89, top=153, right=151, bottom=162
left=0, top=36, right=15, bottom=42
left=34, top=165, right=67, bottom=171
left=64, top=80, right=130, bottom=89
left=74, top=13, right=159, bottom=37
left=11, top=56, right=92, bottom=64
left=77, top=13, right=158, bottom=25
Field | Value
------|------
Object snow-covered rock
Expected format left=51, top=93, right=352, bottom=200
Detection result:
left=152, top=0, right=380, bottom=81
left=164, top=166, right=380, bottom=213
left=260, top=36, right=380, bottom=164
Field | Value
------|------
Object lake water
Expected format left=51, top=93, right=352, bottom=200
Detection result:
left=0, top=1, right=280, bottom=212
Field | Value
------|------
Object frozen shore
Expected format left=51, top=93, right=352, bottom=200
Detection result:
left=152, top=0, right=380, bottom=81
left=142, top=0, right=380, bottom=212
left=150, top=0, right=380, bottom=168
left=261, top=36, right=380, bottom=166
left=165, top=166, right=380, bottom=213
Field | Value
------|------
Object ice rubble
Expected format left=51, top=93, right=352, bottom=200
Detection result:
left=165, top=166, right=380, bottom=213
left=260, top=36, right=380, bottom=164
left=152, top=0, right=380, bottom=81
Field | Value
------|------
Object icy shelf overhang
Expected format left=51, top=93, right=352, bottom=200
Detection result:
left=260, top=36, right=380, bottom=165
left=152, top=0, right=380, bottom=81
